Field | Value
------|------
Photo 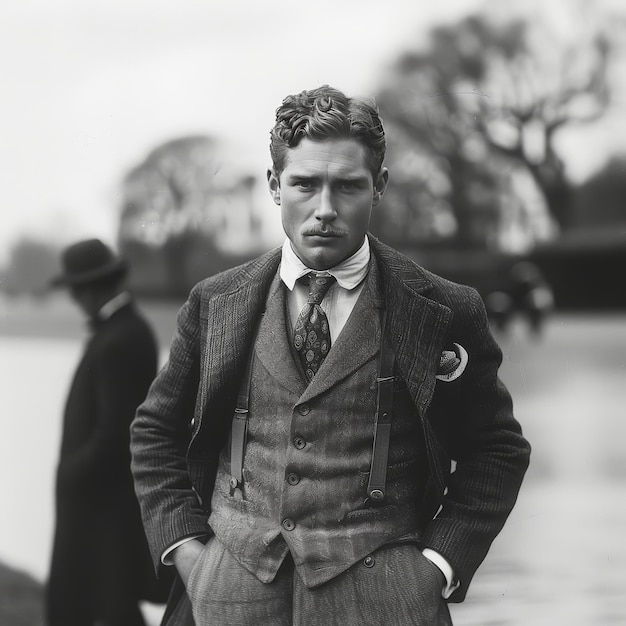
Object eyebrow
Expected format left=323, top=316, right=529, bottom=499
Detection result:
left=286, top=173, right=370, bottom=184
left=287, top=174, right=318, bottom=183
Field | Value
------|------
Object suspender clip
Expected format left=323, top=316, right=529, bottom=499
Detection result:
left=368, top=488, right=385, bottom=502
left=229, top=476, right=243, bottom=497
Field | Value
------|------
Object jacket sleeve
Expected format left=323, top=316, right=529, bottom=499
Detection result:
left=130, top=285, right=211, bottom=569
left=421, top=286, right=531, bottom=602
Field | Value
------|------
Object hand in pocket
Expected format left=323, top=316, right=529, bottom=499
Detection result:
left=418, top=551, right=446, bottom=598
left=172, top=538, right=207, bottom=589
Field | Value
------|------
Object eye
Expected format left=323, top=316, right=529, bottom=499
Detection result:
left=294, top=179, right=313, bottom=190
left=339, top=181, right=360, bottom=192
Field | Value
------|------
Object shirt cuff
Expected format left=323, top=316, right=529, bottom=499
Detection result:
left=161, top=534, right=209, bottom=566
left=422, top=548, right=460, bottom=599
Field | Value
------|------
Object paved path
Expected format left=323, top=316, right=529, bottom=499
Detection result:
left=451, top=313, right=626, bottom=625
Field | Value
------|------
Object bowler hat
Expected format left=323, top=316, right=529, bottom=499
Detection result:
left=51, top=239, right=127, bottom=287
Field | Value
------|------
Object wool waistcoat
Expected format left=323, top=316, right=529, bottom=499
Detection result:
left=209, top=260, right=430, bottom=588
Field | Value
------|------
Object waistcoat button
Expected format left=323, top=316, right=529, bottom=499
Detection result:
left=282, top=518, right=296, bottom=531
left=293, top=436, right=306, bottom=450
left=363, top=555, right=375, bottom=568
left=287, top=472, right=300, bottom=486
left=298, top=404, right=310, bottom=416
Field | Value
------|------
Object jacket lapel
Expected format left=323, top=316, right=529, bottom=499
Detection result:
left=370, top=237, right=453, bottom=420
left=254, top=275, right=307, bottom=397
left=198, top=249, right=282, bottom=415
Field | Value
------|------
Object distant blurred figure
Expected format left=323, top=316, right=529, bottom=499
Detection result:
left=486, top=261, right=554, bottom=336
left=508, top=261, right=554, bottom=336
left=46, top=239, right=166, bottom=626
left=483, top=289, right=514, bottom=334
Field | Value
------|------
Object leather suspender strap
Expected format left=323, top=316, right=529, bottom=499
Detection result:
left=367, top=310, right=395, bottom=503
left=229, top=346, right=255, bottom=496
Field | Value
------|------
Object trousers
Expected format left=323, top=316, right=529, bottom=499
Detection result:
left=185, top=536, right=452, bottom=626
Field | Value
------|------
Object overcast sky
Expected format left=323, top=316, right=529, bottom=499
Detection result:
left=1, top=0, right=625, bottom=263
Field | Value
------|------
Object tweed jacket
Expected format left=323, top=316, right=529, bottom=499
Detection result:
left=130, top=236, right=530, bottom=606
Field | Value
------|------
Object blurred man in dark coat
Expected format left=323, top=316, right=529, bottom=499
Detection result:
left=46, top=239, right=165, bottom=626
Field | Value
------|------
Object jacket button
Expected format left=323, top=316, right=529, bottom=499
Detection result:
left=287, top=472, right=300, bottom=486
left=282, top=518, right=296, bottom=531
left=298, top=404, right=310, bottom=416
left=363, top=555, right=375, bottom=568
left=293, top=436, right=306, bottom=450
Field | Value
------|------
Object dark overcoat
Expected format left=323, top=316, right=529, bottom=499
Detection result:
left=130, top=237, right=531, bottom=624
left=47, top=302, right=166, bottom=624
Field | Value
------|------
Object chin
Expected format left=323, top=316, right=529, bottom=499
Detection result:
left=305, top=258, right=332, bottom=271
left=297, top=238, right=352, bottom=270
left=304, top=253, right=336, bottom=271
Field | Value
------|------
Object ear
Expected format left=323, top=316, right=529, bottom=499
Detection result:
left=267, top=169, right=281, bottom=205
left=372, top=167, right=389, bottom=206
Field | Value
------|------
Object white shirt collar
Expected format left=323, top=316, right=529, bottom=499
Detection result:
left=280, top=237, right=370, bottom=291
left=98, top=291, right=132, bottom=321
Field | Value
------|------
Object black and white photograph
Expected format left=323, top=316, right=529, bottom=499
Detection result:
left=1, top=1, right=625, bottom=624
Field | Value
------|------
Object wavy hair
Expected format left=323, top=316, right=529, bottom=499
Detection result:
left=269, top=85, right=386, bottom=179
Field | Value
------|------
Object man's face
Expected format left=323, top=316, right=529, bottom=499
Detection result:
left=69, top=285, right=97, bottom=318
left=268, top=138, right=388, bottom=270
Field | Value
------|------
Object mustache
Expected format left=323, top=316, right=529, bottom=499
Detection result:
left=303, top=224, right=347, bottom=237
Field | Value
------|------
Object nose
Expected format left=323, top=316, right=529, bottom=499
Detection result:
left=314, top=186, right=337, bottom=221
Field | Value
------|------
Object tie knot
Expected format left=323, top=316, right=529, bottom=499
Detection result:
left=306, top=272, right=336, bottom=304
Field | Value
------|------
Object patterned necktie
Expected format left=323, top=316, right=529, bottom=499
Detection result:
left=293, top=272, right=336, bottom=381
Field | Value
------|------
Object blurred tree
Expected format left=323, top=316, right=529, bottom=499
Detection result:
left=375, top=5, right=619, bottom=249
left=118, top=135, right=262, bottom=296
left=1, top=237, right=60, bottom=295
left=119, top=136, right=222, bottom=293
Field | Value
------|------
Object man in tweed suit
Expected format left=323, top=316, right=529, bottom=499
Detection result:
left=130, top=86, right=530, bottom=625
